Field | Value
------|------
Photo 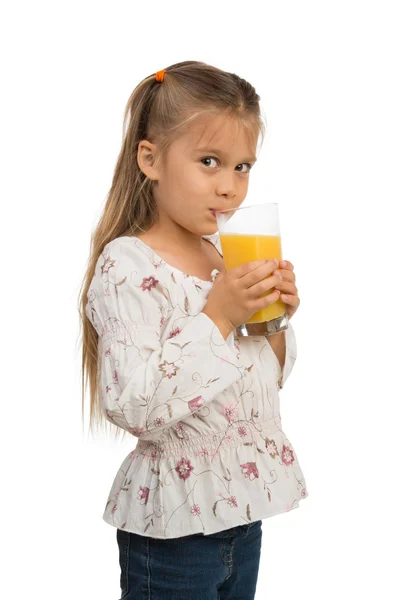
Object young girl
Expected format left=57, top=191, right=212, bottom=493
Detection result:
left=80, top=60, right=308, bottom=600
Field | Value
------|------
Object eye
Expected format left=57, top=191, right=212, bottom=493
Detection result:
left=201, top=157, right=219, bottom=168
left=236, top=163, right=252, bottom=174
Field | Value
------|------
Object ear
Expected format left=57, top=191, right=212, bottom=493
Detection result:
left=137, top=140, right=161, bottom=181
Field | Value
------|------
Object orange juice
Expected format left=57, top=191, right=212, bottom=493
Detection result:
left=219, top=233, right=286, bottom=324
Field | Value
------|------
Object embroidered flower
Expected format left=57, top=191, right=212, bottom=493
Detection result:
left=190, top=504, right=201, bottom=516
left=160, top=316, right=166, bottom=326
left=240, top=462, right=259, bottom=481
left=105, top=385, right=112, bottom=393
left=227, top=495, right=238, bottom=508
left=238, top=426, right=247, bottom=437
left=301, top=488, right=307, bottom=498
left=188, top=395, right=205, bottom=413
left=138, top=486, right=149, bottom=505
left=140, top=276, right=159, bottom=291
left=174, top=422, right=188, bottom=439
left=112, top=370, right=118, bottom=383
left=129, top=426, right=145, bottom=437
left=167, top=326, right=182, bottom=339
left=265, top=438, right=279, bottom=458
left=194, top=447, right=209, bottom=457
left=175, top=457, right=194, bottom=480
left=101, top=255, right=115, bottom=274
left=222, top=402, right=239, bottom=423
left=159, top=360, right=180, bottom=378
left=281, top=444, right=295, bottom=466
left=105, top=347, right=111, bottom=357
left=154, top=417, right=165, bottom=427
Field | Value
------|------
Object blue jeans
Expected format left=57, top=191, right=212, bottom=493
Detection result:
left=116, top=520, right=263, bottom=599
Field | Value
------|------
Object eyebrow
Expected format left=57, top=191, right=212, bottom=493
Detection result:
left=195, top=147, right=257, bottom=163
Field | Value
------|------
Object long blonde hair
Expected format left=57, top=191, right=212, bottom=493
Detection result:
left=77, top=60, right=266, bottom=440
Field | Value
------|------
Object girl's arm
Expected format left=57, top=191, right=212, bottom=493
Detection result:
left=87, top=239, right=245, bottom=441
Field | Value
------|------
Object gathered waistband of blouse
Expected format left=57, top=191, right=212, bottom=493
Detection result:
left=133, top=415, right=284, bottom=460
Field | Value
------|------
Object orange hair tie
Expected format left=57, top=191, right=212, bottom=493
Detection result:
left=155, top=69, right=166, bottom=82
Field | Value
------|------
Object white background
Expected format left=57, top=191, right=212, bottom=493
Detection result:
left=2, top=1, right=399, bottom=598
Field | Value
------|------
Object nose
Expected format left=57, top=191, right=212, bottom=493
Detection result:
left=215, top=172, right=236, bottom=200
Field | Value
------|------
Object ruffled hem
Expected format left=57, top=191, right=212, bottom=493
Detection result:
left=101, top=422, right=309, bottom=539
left=103, top=495, right=307, bottom=540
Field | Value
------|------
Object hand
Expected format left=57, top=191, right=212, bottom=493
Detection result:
left=275, top=260, right=300, bottom=320
left=202, top=259, right=283, bottom=336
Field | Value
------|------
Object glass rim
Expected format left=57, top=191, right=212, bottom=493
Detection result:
left=215, top=202, right=278, bottom=215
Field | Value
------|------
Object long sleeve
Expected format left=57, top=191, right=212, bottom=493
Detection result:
left=86, top=238, right=245, bottom=441
left=277, top=321, right=297, bottom=390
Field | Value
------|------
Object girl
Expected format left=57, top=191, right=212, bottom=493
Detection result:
left=79, top=60, right=308, bottom=600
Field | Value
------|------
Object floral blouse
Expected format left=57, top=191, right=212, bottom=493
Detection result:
left=85, top=232, right=309, bottom=539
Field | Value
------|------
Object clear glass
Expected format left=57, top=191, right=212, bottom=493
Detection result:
left=215, top=202, right=289, bottom=337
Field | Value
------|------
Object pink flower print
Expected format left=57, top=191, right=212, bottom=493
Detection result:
left=281, top=444, right=295, bottom=466
left=174, top=422, right=185, bottom=438
left=154, top=417, right=165, bottom=428
left=104, top=288, right=110, bottom=297
left=188, top=395, right=205, bottom=413
left=159, top=360, right=180, bottom=379
left=194, top=447, right=209, bottom=457
left=222, top=402, right=239, bottom=423
left=238, top=426, right=247, bottom=438
left=190, top=504, right=201, bottom=516
left=227, top=496, right=238, bottom=508
left=301, top=488, right=307, bottom=498
left=167, top=326, right=182, bottom=339
left=140, top=276, right=159, bottom=291
left=160, top=316, right=166, bottom=326
left=240, top=462, right=259, bottom=481
left=265, top=438, right=279, bottom=458
left=138, top=486, right=149, bottom=505
left=112, top=370, right=118, bottom=383
left=175, top=457, right=194, bottom=480
left=105, top=347, right=111, bottom=357
left=105, top=385, right=112, bottom=393
left=101, top=255, right=116, bottom=274
left=129, top=426, right=145, bottom=437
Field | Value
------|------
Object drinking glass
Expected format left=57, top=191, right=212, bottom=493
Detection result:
left=215, top=202, right=289, bottom=337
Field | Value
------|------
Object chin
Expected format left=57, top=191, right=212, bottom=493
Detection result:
left=202, top=225, right=219, bottom=236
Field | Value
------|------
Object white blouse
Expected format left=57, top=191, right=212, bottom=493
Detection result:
left=86, top=232, right=309, bottom=539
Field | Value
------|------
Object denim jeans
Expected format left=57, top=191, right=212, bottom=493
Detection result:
left=116, top=520, right=263, bottom=599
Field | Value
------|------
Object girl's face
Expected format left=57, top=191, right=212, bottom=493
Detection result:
left=153, top=112, right=258, bottom=237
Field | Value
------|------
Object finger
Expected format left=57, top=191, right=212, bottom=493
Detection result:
left=275, top=270, right=296, bottom=284
left=280, top=293, right=300, bottom=307
left=275, top=282, right=297, bottom=294
left=279, top=260, right=293, bottom=270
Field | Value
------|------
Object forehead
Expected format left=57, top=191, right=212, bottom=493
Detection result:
left=177, top=112, right=258, bottom=155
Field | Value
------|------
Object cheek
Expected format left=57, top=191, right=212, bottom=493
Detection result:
left=179, top=166, right=210, bottom=197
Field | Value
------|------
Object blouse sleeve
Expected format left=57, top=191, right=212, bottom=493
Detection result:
left=277, top=321, right=297, bottom=390
left=86, top=238, right=245, bottom=441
